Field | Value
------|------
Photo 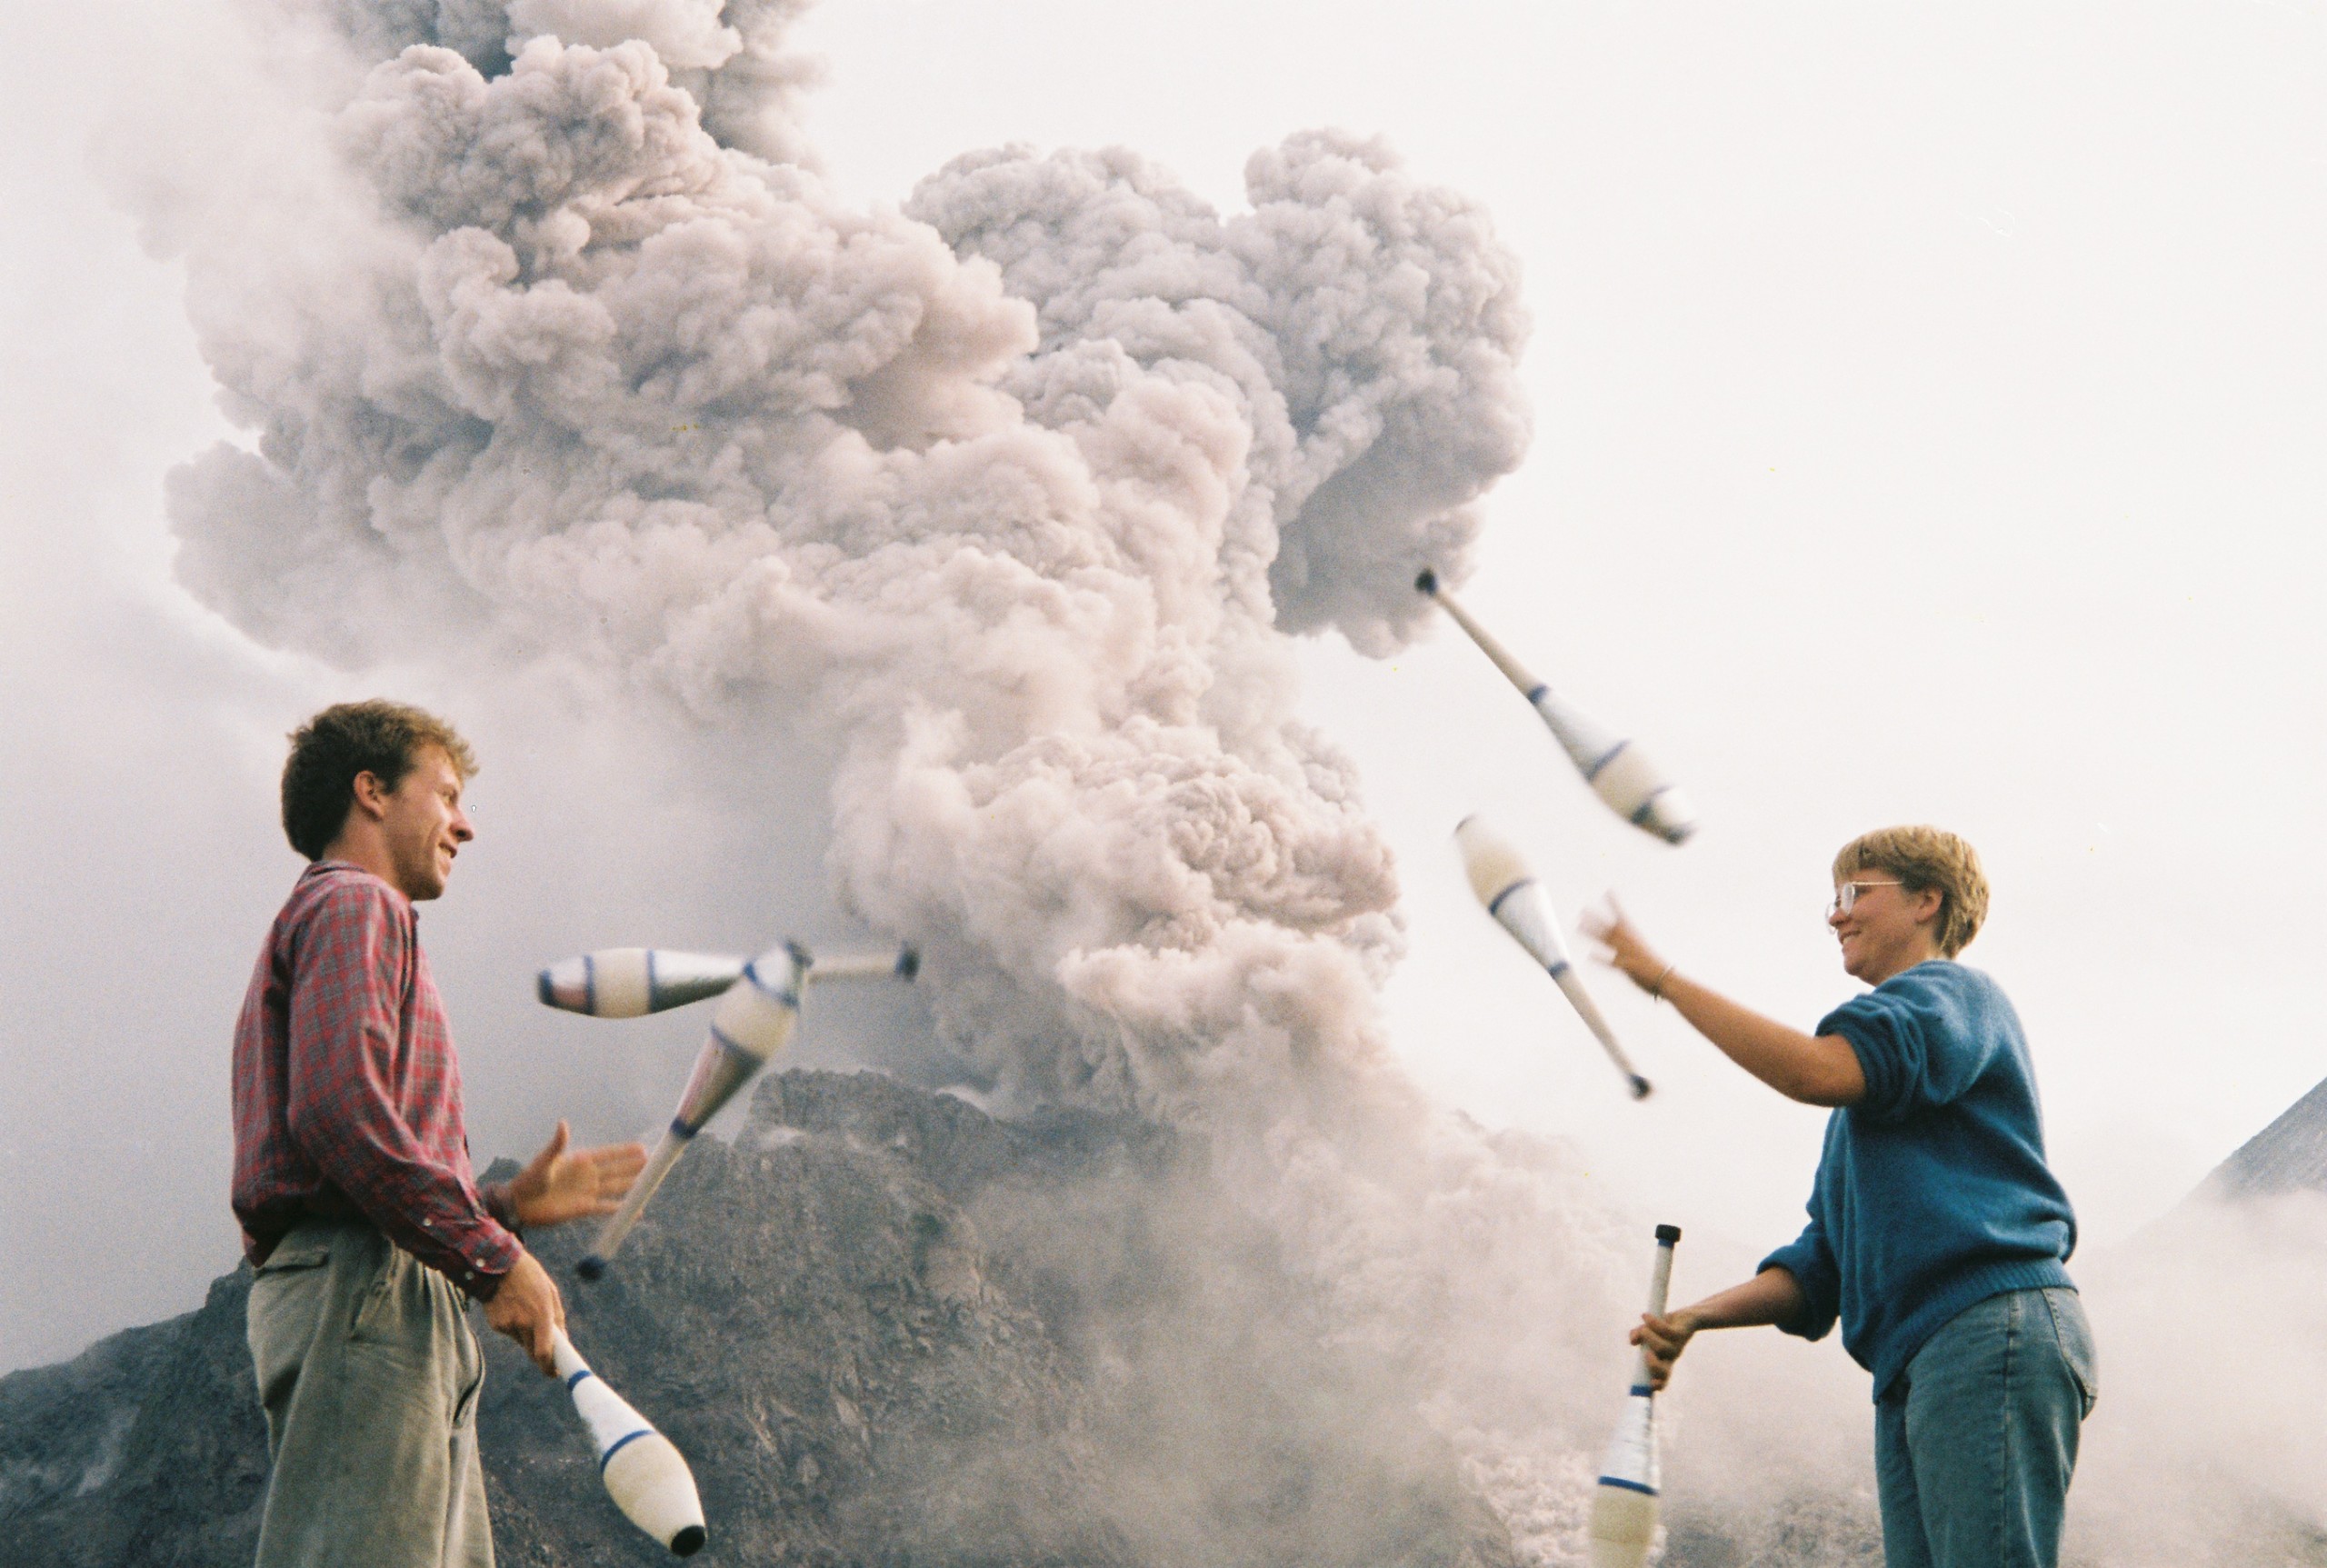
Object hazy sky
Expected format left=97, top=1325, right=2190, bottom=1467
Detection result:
left=5, top=0, right=2325, bottom=1372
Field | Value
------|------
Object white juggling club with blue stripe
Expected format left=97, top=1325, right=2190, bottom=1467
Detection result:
left=1419, top=569, right=1697, bottom=845
left=1456, top=816, right=1651, bottom=1099
left=1590, top=1224, right=1682, bottom=1568
left=575, top=941, right=916, bottom=1278
left=538, top=945, right=919, bottom=1019
left=538, top=949, right=749, bottom=1018
left=552, top=1328, right=706, bottom=1556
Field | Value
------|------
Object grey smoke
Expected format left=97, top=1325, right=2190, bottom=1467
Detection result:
left=2061, top=1191, right=2327, bottom=1563
left=115, top=0, right=2327, bottom=1562
left=143, top=0, right=1630, bottom=1549
left=156, top=0, right=1534, bottom=1145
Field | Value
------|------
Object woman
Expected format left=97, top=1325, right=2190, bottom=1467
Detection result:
left=1585, top=825, right=2097, bottom=1568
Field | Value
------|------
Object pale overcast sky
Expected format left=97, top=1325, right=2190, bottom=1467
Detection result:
left=5, top=0, right=2324, bottom=1370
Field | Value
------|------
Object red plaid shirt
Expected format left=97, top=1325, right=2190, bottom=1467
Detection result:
left=231, top=862, right=521, bottom=1297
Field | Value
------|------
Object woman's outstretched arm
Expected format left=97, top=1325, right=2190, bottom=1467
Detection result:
left=1632, top=1267, right=1809, bottom=1392
left=1582, top=899, right=1866, bottom=1108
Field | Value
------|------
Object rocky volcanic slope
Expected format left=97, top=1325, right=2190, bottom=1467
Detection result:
left=2205, top=1071, right=2327, bottom=1198
left=0, top=1070, right=1519, bottom=1568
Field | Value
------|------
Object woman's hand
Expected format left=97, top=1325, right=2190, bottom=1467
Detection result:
left=1628, top=1272, right=1809, bottom=1390
left=1629, top=1308, right=1700, bottom=1393
left=1581, top=894, right=1671, bottom=998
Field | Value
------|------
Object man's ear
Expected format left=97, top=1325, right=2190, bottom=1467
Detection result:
left=1913, top=884, right=1945, bottom=929
left=347, top=769, right=392, bottom=822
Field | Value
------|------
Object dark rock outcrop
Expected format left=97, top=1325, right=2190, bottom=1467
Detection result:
left=0, top=1267, right=269, bottom=1566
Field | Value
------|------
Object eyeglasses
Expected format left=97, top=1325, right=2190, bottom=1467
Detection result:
left=1829, top=880, right=1902, bottom=917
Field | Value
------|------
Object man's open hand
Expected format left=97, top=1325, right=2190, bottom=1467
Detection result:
left=509, top=1120, right=648, bottom=1229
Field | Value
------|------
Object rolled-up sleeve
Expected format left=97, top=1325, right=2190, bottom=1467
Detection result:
left=1819, top=971, right=1995, bottom=1124
left=284, top=884, right=520, bottom=1296
left=1760, top=1213, right=1842, bottom=1343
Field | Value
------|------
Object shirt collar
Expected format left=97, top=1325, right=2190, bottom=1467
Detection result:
left=303, top=858, right=416, bottom=914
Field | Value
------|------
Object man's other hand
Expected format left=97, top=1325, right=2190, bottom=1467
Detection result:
left=484, top=1250, right=564, bottom=1375
left=510, top=1119, right=648, bottom=1229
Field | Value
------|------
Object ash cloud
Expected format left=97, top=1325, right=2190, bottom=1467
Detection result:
left=137, top=0, right=1623, bottom=1552
left=152, top=0, right=1533, bottom=1148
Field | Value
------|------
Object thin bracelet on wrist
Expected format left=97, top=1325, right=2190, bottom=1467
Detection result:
left=1649, top=963, right=1677, bottom=1001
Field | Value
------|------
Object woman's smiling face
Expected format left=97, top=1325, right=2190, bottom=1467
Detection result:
left=1828, top=873, right=1945, bottom=985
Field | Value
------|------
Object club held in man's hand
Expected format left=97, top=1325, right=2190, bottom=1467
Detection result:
left=553, top=1328, right=706, bottom=1556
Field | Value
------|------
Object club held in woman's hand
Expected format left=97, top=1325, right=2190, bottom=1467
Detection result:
left=1591, top=1224, right=1683, bottom=1568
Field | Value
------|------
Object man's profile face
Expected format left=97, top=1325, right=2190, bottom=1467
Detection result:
left=373, top=746, right=473, bottom=902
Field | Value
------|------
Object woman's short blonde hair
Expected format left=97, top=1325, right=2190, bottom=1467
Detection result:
left=1833, top=825, right=1989, bottom=957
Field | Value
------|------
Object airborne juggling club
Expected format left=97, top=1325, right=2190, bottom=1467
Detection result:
left=538, top=945, right=919, bottom=1018
left=544, top=940, right=919, bottom=1277
left=553, top=1328, right=707, bottom=1556
left=1456, top=815, right=1652, bottom=1099
left=1417, top=568, right=1697, bottom=845
left=538, top=948, right=748, bottom=1018
left=1590, top=1225, right=1683, bottom=1568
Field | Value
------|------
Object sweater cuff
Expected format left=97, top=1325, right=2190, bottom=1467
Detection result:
left=1758, top=1243, right=1841, bottom=1342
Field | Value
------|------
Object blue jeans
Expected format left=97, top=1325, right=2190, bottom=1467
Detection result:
left=1874, top=1286, right=2097, bottom=1568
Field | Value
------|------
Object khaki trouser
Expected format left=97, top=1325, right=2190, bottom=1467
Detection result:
left=245, top=1220, right=493, bottom=1568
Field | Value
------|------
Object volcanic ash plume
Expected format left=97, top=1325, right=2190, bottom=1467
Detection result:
left=154, top=0, right=1542, bottom=1131
left=135, top=1, right=1648, bottom=1557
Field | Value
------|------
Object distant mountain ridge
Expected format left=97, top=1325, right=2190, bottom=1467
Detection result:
left=2202, top=1073, right=2327, bottom=1199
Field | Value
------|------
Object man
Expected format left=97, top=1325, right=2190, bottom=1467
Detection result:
left=1584, top=825, right=2096, bottom=1568
left=232, top=700, right=646, bottom=1567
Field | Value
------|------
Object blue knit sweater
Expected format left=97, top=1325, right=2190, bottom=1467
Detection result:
left=1760, top=961, right=2077, bottom=1401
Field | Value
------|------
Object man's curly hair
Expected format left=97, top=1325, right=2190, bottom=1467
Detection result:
left=280, top=701, right=475, bottom=861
